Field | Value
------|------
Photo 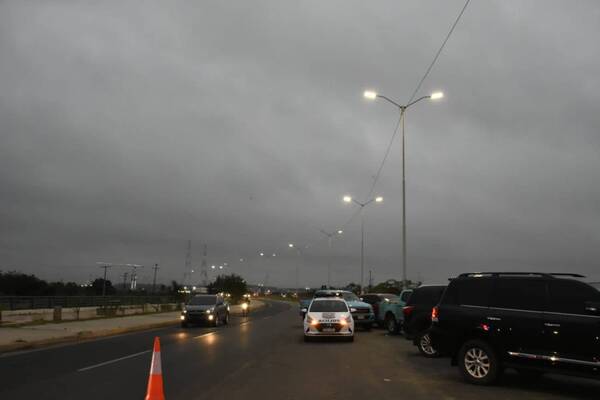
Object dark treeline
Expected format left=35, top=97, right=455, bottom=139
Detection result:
left=0, top=271, right=174, bottom=296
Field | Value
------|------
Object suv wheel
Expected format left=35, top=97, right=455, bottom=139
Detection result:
left=417, top=333, right=439, bottom=358
left=458, top=339, right=500, bottom=385
left=223, top=312, right=229, bottom=325
left=385, top=315, right=399, bottom=335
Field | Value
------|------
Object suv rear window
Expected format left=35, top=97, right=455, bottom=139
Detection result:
left=548, top=280, right=600, bottom=315
left=406, top=286, right=445, bottom=306
left=443, top=278, right=492, bottom=307
left=310, top=300, right=348, bottom=312
left=491, top=279, right=546, bottom=311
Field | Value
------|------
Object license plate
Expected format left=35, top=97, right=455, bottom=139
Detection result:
left=323, top=328, right=335, bottom=333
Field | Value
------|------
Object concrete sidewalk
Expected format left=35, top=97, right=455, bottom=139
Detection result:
left=0, top=300, right=265, bottom=353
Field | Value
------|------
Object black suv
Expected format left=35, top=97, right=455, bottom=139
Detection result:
left=403, top=285, right=446, bottom=357
left=430, top=272, right=600, bottom=385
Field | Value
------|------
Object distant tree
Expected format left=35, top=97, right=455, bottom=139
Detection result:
left=208, top=274, right=247, bottom=302
left=87, top=278, right=116, bottom=295
left=0, top=271, right=48, bottom=295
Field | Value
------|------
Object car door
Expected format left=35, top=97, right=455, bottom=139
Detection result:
left=543, top=279, right=600, bottom=369
left=488, top=278, right=547, bottom=364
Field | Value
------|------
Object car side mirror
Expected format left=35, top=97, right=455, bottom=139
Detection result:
left=350, top=307, right=357, bottom=313
left=300, top=308, right=308, bottom=313
left=585, top=301, right=600, bottom=314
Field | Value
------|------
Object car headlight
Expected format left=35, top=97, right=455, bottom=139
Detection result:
left=206, top=309, right=213, bottom=314
left=307, top=316, right=318, bottom=326
left=183, top=310, right=187, bottom=314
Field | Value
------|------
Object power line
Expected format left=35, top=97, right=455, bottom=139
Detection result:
left=407, top=0, right=471, bottom=104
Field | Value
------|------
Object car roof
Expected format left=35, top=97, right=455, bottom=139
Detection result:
left=312, top=297, right=346, bottom=302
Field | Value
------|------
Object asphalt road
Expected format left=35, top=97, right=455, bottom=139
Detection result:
left=1, top=300, right=599, bottom=400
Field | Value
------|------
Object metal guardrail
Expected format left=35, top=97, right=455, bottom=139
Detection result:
left=0, top=295, right=180, bottom=311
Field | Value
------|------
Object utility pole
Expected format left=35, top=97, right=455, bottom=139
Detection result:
left=152, top=263, right=160, bottom=293
left=96, top=262, right=112, bottom=296
left=200, top=244, right=208, bottom=287
left=121, top=272, right=129, bottom=291
left=368, top=270, right=373, bottom=292
left=183, top=240, right=192, bottom=286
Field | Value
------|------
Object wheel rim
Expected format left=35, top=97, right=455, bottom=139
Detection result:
left=420, top=334, right=436, bottom=355
left=387, top=318, right=396, bottom=332
left=464, top=347, right=490, bottom=379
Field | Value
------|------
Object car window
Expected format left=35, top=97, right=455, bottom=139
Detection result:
left=342, top=292, right=360, bottom=302
left=548, top=280, right=600, bottom=315
left=400, top=291, right=412, bottom=302
left=455, top=279, right=492, bottom=307
left=407, top=286, right=446, bottom=306
left=491, top=279, right=546, bottom=311
left=309, top=300, right=348, bottom=313
left=361, top=295, right=377, bottom=304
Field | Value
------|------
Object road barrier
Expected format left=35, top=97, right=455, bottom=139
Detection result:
left=0, top=295, right=180, bottom=311
left=145, top=337, right=165, bottom=400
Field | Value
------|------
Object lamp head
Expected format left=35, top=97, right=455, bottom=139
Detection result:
left=363, top=90, right=378, bottom=100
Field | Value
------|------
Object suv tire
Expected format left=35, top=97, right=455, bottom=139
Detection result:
left=385, top=314, right=399, bottom=335
left=223, top=312, right=229, bottom=325
left=458, top=339, right=501, bottom=385
left=417, top=333, right=439, bottom=358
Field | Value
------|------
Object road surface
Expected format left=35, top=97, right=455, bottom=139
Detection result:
left=0, top=300, right=598, bottom=399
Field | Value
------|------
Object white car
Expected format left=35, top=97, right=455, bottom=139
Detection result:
left=303, top=297, right=354, bottom=342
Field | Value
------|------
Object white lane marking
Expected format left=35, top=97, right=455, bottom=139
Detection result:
left=77, top=350, right=151, bottom=372
left=193, top=332, right=216, bottom=339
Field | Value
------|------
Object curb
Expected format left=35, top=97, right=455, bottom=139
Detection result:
left=0, top=319, right=180, bottom=354
left=0, top=300, right=268, bottom=354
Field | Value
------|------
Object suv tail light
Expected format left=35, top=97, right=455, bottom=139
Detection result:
left=403, top=305, right=414, bottom=319
left=431, top=306, right=439, bottom=322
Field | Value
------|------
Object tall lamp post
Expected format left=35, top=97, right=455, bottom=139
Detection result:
left=288, top=243, right=307, bottom=294
left=318, top=229, right=343, bottom=288
left=343, top=195, right=383, bottom=294
left=363, top=89, right=444, bottom=289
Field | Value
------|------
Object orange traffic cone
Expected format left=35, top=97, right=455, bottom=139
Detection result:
left=145, top=337, right=165, bottom=400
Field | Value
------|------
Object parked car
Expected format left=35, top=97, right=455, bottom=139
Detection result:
left=360, top=293, right=397, bottom=326
left=303, top=297, right=354, bottom=342
left=300, top=290, right=374, bottom=329
left=366, top=290, right=412, bottom=333
left=181, top=294, right=229, bottom=327
left=430, top=272, right=600, bottom=385
left=403, top=285, right=446, bottom=357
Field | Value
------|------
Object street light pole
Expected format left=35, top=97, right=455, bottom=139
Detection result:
left=361, top=213, right=365, bottom=294
left=343, top=195, right=383, bottom=294
left=152, top=263, right=160, bottom=293
left=319, top=229, right=343, bottom=289
left=364, top=90, right=444, bottom=289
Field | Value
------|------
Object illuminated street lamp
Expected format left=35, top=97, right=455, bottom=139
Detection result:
left=363, top=89, right=444, bottom=289
left=319, top=229, right=344, bottom=288
left=342, top=195, right=383, bottom=293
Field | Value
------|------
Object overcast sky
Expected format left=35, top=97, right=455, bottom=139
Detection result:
left=1, top=1, right=599, bottom=288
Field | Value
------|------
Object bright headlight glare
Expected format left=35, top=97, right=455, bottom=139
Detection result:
left=180, top=315, right=185, bottom=320
left=205, top=309, right=212, bottom=314
left=208, top=315, right=214, bottom=320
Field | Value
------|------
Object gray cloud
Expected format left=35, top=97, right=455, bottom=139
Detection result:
left=1, top=0, right=599, bottom=287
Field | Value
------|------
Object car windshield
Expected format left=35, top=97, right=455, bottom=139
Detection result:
left=341, top=292, right=359, bottom=302
left=309, top=300, right=348, bottom=313
left=188, top=296, right=216, bottom=306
